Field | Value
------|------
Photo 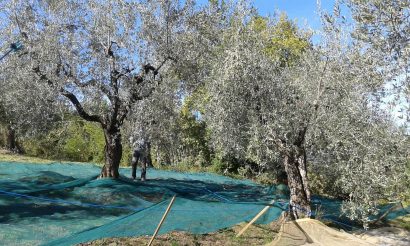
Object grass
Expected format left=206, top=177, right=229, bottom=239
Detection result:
left=388, top=214, right=410, bottom=231
left=79, top=223, right=277, bottom=246
left=77, top=216, right=410, bottom=246
left=0, top=149, right=55, bottom=164
left=0, top=149, right=100, bottom=166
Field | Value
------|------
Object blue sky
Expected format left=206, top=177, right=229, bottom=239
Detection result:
left=253, top=0, right=335, bottom=29
left=197, top=0, right=336, bottom=30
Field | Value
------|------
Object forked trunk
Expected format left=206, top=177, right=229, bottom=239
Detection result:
left=100, top=128, right=122, bottom=178
left=284, top=146, right=311, bottom=219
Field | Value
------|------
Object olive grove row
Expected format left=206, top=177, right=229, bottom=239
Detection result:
left=0, top=0, right=408, bottom=226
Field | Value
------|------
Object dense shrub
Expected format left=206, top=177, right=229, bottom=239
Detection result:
left=20, top=119, right=132, bottom=166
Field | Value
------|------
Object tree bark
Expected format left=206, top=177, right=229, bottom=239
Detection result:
left=146, top=141, right=153, bottom=168
left=100, top=128, right=122, bottom=178
left=284, top=146, right=311, bottom=219
left=6, top=125, right=17, bottom=152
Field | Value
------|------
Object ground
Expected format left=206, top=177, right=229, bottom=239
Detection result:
left=0, top=149, right=54, bottom=163
left=79, top=223, right=278, bottom=246
left=79, top=218, right=410, bottom=246
left=356, top=227, right=410, bottom=246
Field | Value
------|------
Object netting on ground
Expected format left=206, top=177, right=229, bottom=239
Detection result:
left=0, top=162, right=408, bottom=246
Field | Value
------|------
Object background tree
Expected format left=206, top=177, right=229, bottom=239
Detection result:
left=177, top=89, right=211, bottom=166
left=124, top=0, right=225, bottom=169
left=205, top=4, right=314, bottom=218
left=0, top=73, right=58, bottom=152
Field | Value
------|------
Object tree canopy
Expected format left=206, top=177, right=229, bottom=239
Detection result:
left=0, top=0, right=408, bottom=227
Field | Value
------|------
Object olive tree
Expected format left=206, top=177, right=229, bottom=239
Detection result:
left=0, top=71, right=59, bottom=151
left=0, top=0, right=215, bottom=178
left=329, top=0, right=410, bottom=226
left=125, top=0, right=226, bottom=168
left=311, top=102, right=408, bottom=227
left=204, top=1, right=406, bottom=221
left=204, top=3, right=314, bottom=218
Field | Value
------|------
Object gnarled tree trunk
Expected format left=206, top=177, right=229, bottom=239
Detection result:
left=100, top=128, right=122, bottom=178
left=6, top=125, right=16, bottom=151
left=284, top=146, right=311, bottom=219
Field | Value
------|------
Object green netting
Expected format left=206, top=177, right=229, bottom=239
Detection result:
left=0, top=162, right=285, bottom=246
left=45, top=198, right=284, bottom=246
left=0, top=161, right=408, bottom=246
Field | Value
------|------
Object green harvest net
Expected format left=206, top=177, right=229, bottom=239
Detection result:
left=0, top=162, right=408, bottom=246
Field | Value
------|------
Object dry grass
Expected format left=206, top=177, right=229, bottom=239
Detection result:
left=388, top=214, right=410, bottom=231
left=79, top=223, right=277, bottom=246
left=0, top=149, right=91, bottom=165
left=0, top=149, right=54, bottom=164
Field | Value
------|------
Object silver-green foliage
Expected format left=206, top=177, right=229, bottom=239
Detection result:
left=342, top=0, right=410, bottom=128
left=0, top=0, right=407, bottom=226
left=204, top=0, right=408, bottom=226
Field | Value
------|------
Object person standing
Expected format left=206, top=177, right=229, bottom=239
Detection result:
left=131, top=138, right=150, bottom=181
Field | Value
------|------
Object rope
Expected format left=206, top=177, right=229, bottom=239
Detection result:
left=202, top=187, right=234, bottom=203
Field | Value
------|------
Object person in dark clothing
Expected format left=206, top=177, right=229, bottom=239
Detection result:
left=131, top=138, right=150, bottom=181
